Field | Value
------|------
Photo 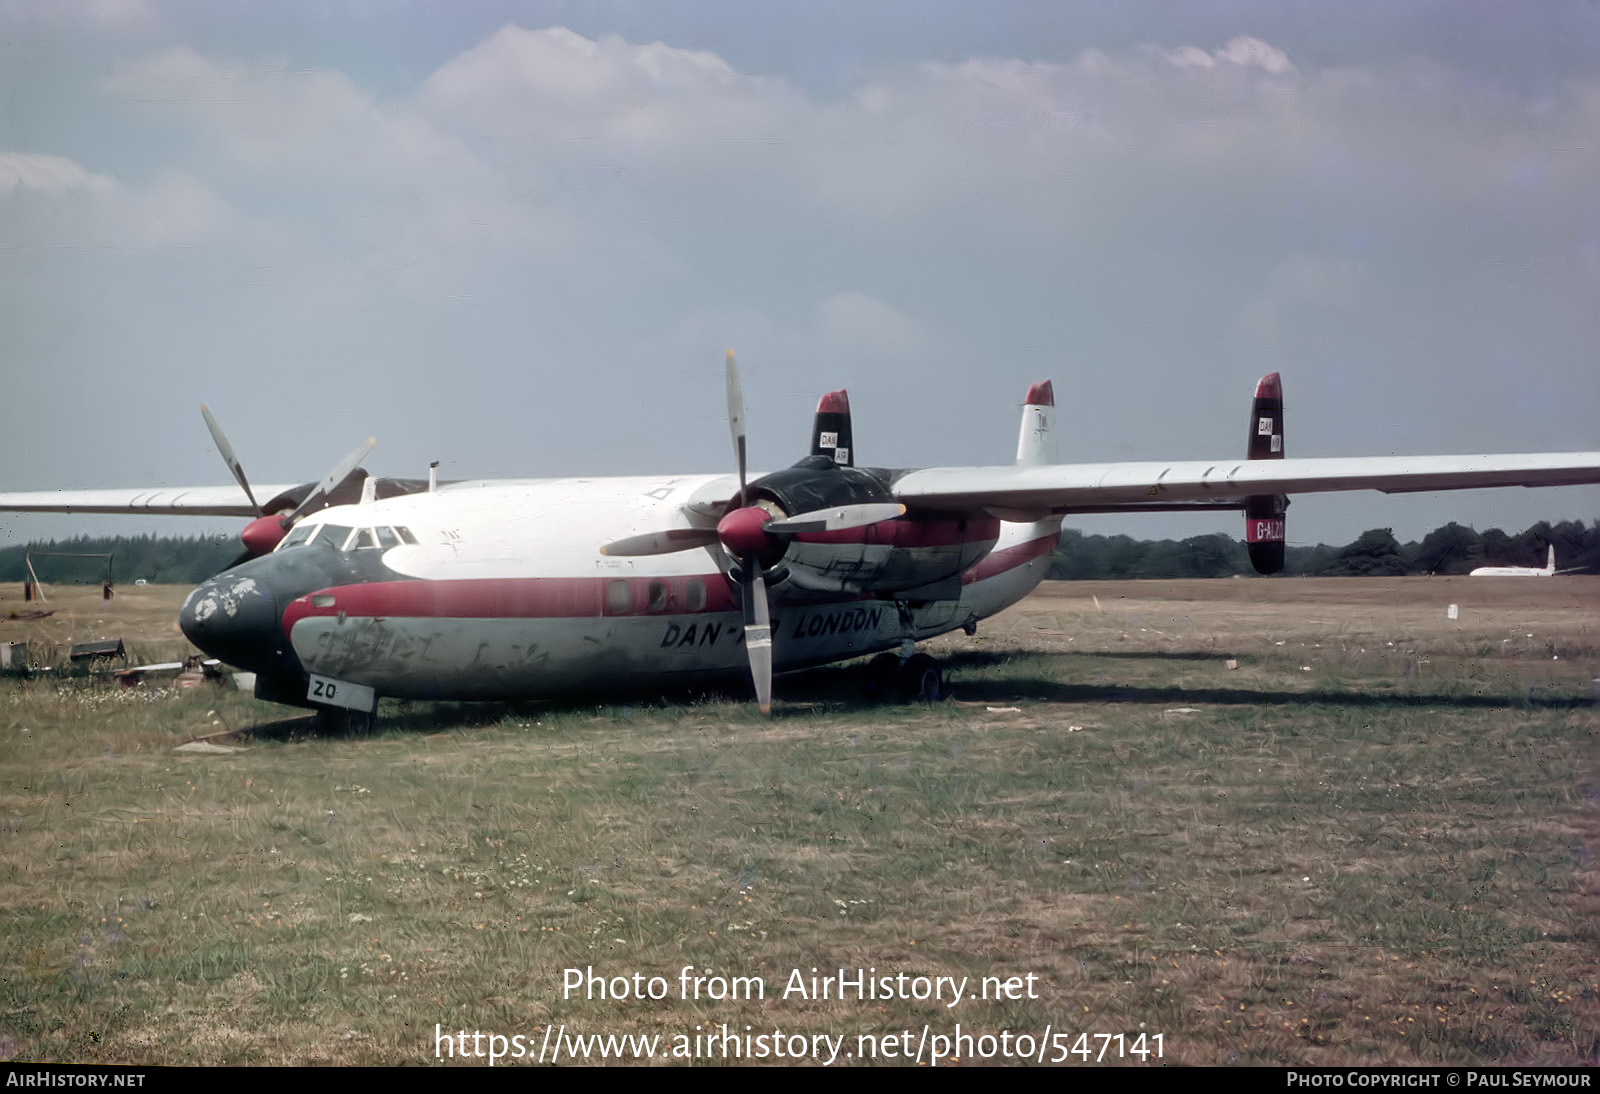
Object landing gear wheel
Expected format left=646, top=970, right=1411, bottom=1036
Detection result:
left=898, top=653, right=944, bottom=704
left=862, top=652, right=902, bottom=703
left=312, top=707, right=374, bottom=736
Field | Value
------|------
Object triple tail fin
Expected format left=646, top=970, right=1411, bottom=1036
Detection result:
left=1015, top=380, right=1057, bottom=466
left=811, top=390, right=853, bottom=466
left=1244, top=373, right=1288, bottom=574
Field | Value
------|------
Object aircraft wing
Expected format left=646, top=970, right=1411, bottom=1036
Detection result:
left=0, top=485, right=296, bottom=518
left=891, top=452, right=1600, bottom=517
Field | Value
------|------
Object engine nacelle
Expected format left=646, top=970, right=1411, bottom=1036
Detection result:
left=780, top=511, right=1000, bottom=597
left=739, top=456, right=1000, bottom=598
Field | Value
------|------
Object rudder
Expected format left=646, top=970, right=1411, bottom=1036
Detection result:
left=1015, top=380, right=1057, bottom=466
left=1244, top=373, right=1288, bottom=574
left=811, top=390, right=853, bottom=466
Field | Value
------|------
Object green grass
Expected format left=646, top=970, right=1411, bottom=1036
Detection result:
left=0, top=579, right=1595, bottom=1065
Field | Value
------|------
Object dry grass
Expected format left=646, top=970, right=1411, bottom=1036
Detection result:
left=0, top=577, right=1595, bottom=1066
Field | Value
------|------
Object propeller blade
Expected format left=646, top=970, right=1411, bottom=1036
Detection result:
left=765, top=502, right=906, bottom=535
left=200, top=404, right=260, bottom=512
left=719, top=350, right=774, bottom=714
left=741, top=558, right=773, bottom=716
left=599, top=527, right=720, bottom=557
left=288, top=437, right=376, bottom=523
left=725, top=349, right=748, bottom=505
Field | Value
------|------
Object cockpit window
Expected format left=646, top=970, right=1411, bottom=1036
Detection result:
left=277, top=524, right=316, bottom=551
left=351, top=528, right=377, bottom=550
left=396, top=526, right=418, bottom=545
left=311, top=524, right=354, bottom=550
left=375, top=527, right=399, bottom=549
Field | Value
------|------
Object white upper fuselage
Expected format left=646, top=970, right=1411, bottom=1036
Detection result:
left=319, top=474, right=737, bottom=580
left=261, top=472, right=1059, bottom=702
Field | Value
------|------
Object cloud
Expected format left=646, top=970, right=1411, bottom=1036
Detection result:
left=2, top=23, right=1594, bottom=540
left=0, top=0, right=154, bottom=30
left=0, top=151, right=230, bottom=247
left=102, top=47, right=475, bottom=191
left=0, top=152, right=108, bottom=193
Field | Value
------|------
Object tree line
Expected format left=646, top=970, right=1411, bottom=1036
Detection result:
left=1047, top=520, right=1598, bottom=579
left=0, top=534, right=241, bottom=586
left=0, top=521, right=1594, bottom=586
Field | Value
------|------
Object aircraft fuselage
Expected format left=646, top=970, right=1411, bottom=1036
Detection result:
left=179, top=474, right=1058, bottom=709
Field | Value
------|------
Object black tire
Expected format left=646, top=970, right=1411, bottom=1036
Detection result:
left=312, top=707, right=374, bottom=736
left=897, top=653, right=944, bottom=704
left=862, top=652, right=902, bottom=703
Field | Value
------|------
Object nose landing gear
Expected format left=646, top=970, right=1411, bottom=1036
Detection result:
left=312, top=707, right=375, bottom=736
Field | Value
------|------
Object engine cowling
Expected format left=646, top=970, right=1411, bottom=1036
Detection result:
left=738, top=457, right=999, bottom=597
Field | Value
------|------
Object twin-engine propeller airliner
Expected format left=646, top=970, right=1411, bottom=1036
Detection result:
left=3, top=353, right=1597, bottom=730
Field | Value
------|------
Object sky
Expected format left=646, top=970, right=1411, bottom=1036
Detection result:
left=1, top=0, right=1597, bottom=553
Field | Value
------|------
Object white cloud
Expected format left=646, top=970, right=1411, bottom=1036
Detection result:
left=2, top=24, right=1593, bottom=540
left=0, top=151, right=230, bottom=247
left=1216, top=36, right=1293, bottom=75
left=0, top=151, right=106, bottom=193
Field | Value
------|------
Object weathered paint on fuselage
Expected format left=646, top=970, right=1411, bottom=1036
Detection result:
left=182, top=474, right=1060, bottom=704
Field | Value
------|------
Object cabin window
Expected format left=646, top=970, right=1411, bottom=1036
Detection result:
left=278, top=524, right=316, bottom=551
left=312, top=524, right=354, bottom=550
left=605, top=580, right=632, bottom=615
left=375, top=527, right=399, bottom=549
left=647, top=580, right=669, bottom=613
left=685, top=579, right=706, bottom=612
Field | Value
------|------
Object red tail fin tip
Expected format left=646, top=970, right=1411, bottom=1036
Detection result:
left=816, top=390, right=850, bottom=415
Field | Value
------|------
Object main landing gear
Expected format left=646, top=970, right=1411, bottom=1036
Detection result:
left=862, top=650, right=946, bottom=704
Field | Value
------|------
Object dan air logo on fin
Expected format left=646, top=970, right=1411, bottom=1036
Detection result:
left=833, top=447, right=849, bottom=464
left=1258, top=417, right=1273, bottom=435
left=819, top=431, right=838, bottom=449
left=1271, top=435, right=1282, bottom=453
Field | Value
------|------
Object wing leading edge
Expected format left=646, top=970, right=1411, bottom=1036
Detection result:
left=0, top=486, right=296, bottom=518
left=891, top=453, right=1600, bottom=519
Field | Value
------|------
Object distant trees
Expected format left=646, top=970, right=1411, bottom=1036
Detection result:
left=1047, top=519, right=1599, bottom=579
left=0, top=520, right=1595, bottom=588
left=1049, top=530, right=1251, bottom=580
left=0, top=535, right=240, bottom=586
left=1326, top=528, right=1409, bottom=576
left=1412, top=522, right=1480, bottom=575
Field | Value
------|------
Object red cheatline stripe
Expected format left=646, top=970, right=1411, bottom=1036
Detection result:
left=962, top=533, right=1060, bottom=584
left=796, top=515, right=1000, bottom=547
left=280, top=534, right=1060, bottom=633
left=281, top=573, right=738, bottom=631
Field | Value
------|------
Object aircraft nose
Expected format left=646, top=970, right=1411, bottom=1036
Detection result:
left=180, top=572, right=280, bottom=671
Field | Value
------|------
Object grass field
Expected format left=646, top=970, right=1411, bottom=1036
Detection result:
left=1, top=577, right=1595, bottom=1066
